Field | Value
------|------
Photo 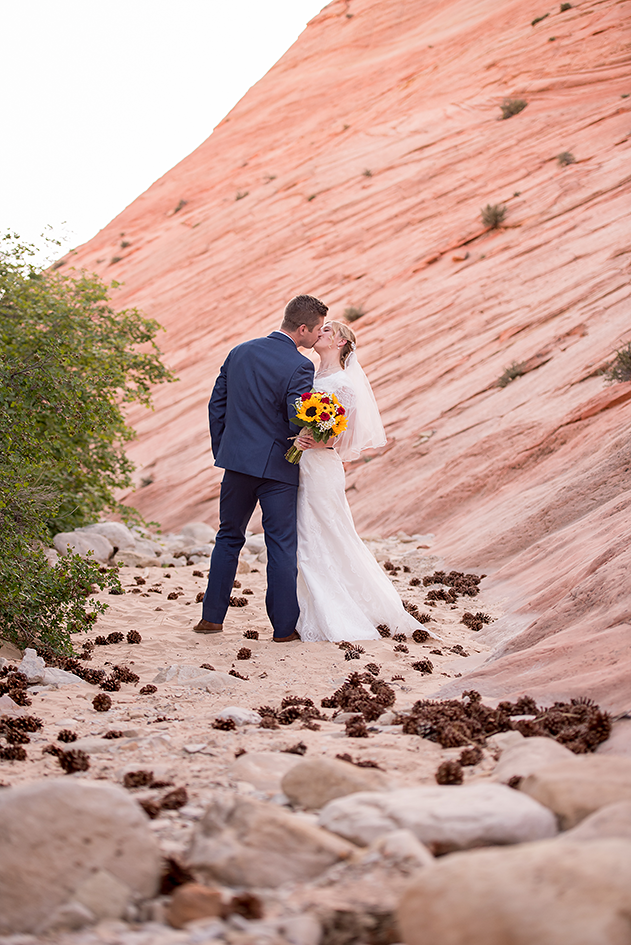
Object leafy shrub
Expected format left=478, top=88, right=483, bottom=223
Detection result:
left=604, top=343, right=631, bottom=384
left=481, top=204, right=507, bottom=228
left=0, top=233, right=175, bottom=651
left=498, top=361, right=525, bottom=388
left=560, top=3, right=572, bottom=11
left=557, top=151, right=576, bottom=166
left=500, top=98, right=527, bottom=119
left=343, top=305, right=365, bottom=322
left=531, top=13, right=549, bottom=25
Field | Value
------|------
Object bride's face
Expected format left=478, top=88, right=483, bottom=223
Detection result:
left=314, top=323, right=339, bottom=356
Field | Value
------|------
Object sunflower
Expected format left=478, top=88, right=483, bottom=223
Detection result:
left=294, top=395, right=323, bottom=423
left=332, top=413, right=348, bottom=435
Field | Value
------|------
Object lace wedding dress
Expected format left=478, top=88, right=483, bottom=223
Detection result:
left=296, top=369, right=435, bottom=643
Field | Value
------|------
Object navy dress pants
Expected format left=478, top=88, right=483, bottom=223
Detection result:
left=202, top=470, right=299, bottom=638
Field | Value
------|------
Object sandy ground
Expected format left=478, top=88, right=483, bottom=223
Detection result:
left=0, top=541, right=503, bottom=861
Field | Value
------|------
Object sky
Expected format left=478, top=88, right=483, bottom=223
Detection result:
left=2, top=0, right=326, bottom=260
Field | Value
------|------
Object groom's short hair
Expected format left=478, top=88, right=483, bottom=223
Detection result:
left=282, top=295, right=328, bottom=331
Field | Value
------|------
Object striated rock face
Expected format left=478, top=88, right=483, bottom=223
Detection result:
left=62, top=0, right=631, bottom=709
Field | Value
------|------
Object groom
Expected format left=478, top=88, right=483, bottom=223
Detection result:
left=193, top=295, right=327, bottom=641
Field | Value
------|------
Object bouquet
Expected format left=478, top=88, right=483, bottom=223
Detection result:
left=285, top=389, right=348, bottom=464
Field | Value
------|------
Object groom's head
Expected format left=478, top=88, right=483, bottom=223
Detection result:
left=282, top=295, right=328, bottom=348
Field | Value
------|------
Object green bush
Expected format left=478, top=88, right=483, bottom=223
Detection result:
left=481, top=204, right=507, bottom=228
left=0, top=234, right=175, bottom=651
left=604, top=342, right=631, bottom=384
left=343, top=305, right=365, bottom=322
left=498, top=361, right=525, bottom=388
left=500, top=98, right=527, bottom=119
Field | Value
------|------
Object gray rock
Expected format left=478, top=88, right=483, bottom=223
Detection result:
left=159, top=554, right=188, bottom=568
left=133, top=537, right=163, bottom=557
left=18, top=648, right=45, bottom=684
left=0, top=779, right=160, bottom=934
left=245, top=535, right=266, bottom=555
left=319, top=783, right=557, bottom=854
left=80, top=522, right=136, bottom=550
left=189, top=543, right=215, bottom=557
left=53, top=530, right=113, bottom=563
left=0, top=694, right=28, bottom=717
left=493, top=736, right=576, bottom=783
left=181, top=522, right=217, bottom=544
left=186, top=793, right=355, bottom=887
left=73, top=868, right=131, bottom=921
left=114, top=549, right=160, bottom=568
left=486, top=730, right=526, bottom=753
left=367, top=828, right=434, bottom=870
left=520, top=755, right=631, bottom=829
left=397, top=838, right=631, bottom=945
left=215, top=706, right=261, bottom=725
left=282, top=757, right=389, bottom=809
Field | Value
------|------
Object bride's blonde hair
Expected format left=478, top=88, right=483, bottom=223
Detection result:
left=326, top=321, right=356, bottom=369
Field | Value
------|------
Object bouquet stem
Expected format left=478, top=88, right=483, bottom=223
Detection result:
left=285, top=445, right=303, bottom=464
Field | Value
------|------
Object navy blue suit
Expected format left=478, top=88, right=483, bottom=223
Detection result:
left=202, top=331, right=314, bottom=637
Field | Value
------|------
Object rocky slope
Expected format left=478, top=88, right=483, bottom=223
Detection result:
left=57, top=0, right=631, bottom=710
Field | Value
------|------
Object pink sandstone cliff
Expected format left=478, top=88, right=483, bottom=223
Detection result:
left=62, top=0, right=631, bottom=711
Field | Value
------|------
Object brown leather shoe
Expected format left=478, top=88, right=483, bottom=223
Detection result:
left=272, top=631, right=301, bottom=643
left=193, top=619, right=223, bottom=634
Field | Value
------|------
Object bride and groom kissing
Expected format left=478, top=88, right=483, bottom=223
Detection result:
left=194, top=294, right=429, bottom=644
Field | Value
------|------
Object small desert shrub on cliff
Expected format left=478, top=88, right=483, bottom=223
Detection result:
left=481, top=204, right=507, bottom=228
left=500, top=98, right=527, bottom=119
left=557, top=152, right=576, bottom=166
left=344, top=305, right=365, bottom=322
left=560, top=3, right=572, bottom=11
left=531, top=13, right=549, bottom=26
left=498, top=361, right=525, bottom=388
left=604, top=343, right=631, bottom=384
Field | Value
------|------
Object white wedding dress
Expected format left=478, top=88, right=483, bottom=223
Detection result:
left=296, top=366, right=434, bottom=643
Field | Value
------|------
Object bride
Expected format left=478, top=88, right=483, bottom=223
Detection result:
left=294, top=321, right=434, bottom=643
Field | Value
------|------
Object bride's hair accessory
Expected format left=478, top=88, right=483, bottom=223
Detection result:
left=324, top=320, right=356, bottom=369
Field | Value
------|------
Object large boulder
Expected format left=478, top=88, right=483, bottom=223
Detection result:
left=318, top=783, right=557, bottom=854
left=80, top=522, right=136, bottom=550
left=282, top=757, right=389, bottom=809
left=493, top=736, right=576, bottom=783
left=561, top=801, right=631, bottom=844
left=228, top=750, right=305, bottom=794
left=397, top=838, right=631, bottom=945
left=519, top=755, right=631, bottom=829
left=186, top=793, right=355, bottom=887
left=180, top=522, right=217, bottom=544
left=0, top=779, right=160, bottom=934
left=53, top=530, right=113, bottom=563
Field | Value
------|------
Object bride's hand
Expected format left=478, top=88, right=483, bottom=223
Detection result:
left=296, top=431, right=328, bottom=450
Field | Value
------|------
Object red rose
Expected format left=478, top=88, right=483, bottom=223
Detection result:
left=320, top=412, right=330, bottom=422
left=338, top=407, right=345, bottom=415
left=301, top=392, right=311, bottom=401
left=321, top=397, right=330, bottom=404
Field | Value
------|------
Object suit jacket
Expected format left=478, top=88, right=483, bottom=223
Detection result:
left=208, top=331, right=315, bottom=486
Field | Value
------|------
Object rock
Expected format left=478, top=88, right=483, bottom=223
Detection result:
left=73, top=868, right=131, bottom=921
left=0, top=779, right=161, bottom=934
left=53, top=530, right=113, bottom=563
left=366, top=829, right=434, bottom=870
left=237, top=558, right=251, bottom=574
left=44, top=547, right=60, bottom=567
left=189, top=543, right=215, bottom=557
left=596, top=719, right=631, bottom=757
left=244, top=535, right=265, bottom=555
left=41, top=667, right=87, bottom=687
left=486, top=730, right=526, bottom=753
left=45, top=901, right=96, bottom=932
left=181, top=522, right=217, bottom=544
left=215, top=706, right=261, bottom=725
left=519, top=755, right=631, bottom=829
left=228, top=751, right=305, bottom=793
left=0, top=694, right=28, bottom=717
left=282, top=757, right=389, bottom=809
left=114, top=550, right=161, bottom=568
left=561, top=801, right=631, bottom=844
left=133, top=536, right=164, bottom=557
left=159, top=554, right=188, bottom=568
left=165, top=882, right=223, bottom=929
left=186, top=793, right=355, bottom=887
left=493, top=736, right=576, bottom=783
left=278, top=914, right=322, bottom=945
left=153, top=665, right=243, bottom=691
left=80, top=522, right=136, bottom=550
left=318, top=783, right=557, bottom=854
left=397, top=838, right=631, bottom=945
left=18, top=647, right=45, bottom=684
